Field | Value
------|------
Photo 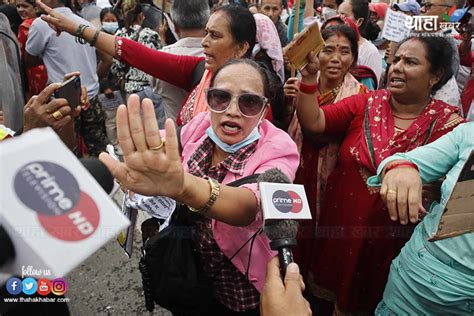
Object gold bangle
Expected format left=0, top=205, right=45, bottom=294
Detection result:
left=189, top=177, right=220, bottom=213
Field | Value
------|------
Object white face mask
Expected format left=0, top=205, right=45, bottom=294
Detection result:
left=102, top=22, right=119, bottom=34
left=322, top=7, right=338, bottom=21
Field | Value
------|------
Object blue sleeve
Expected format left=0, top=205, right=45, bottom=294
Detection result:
left=368, top=125, right=462, bottom=186
left=287, top=4, right=305, bottom=42
left=25, top=20, right=50, bottom=57
left=360, top=78, right=376, bottom=91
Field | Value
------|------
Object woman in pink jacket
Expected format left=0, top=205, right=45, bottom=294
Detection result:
left=101, top=59, right=299, bottom=314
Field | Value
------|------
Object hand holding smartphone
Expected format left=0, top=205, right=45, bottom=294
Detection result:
left=54, top=75, right=82, bottom=108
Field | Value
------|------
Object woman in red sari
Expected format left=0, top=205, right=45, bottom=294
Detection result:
left=295, top=36, right=464, bottom=314
left=16, top=0, right=47, bottom=98
left=285, top=21, right=368, bottom=275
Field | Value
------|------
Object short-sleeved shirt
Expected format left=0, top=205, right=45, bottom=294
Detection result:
left=151, top=37, right=204, bottom=121
left=26, top=7, right=99, bottom=98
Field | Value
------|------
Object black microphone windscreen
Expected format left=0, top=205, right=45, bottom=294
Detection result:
left=80, top=157, right=115, bottom=194
left=0, top=225, right=15, bottom=267
left=257, top=168, right=291, bottom=184
left=264, top=219, right=299, bottom=241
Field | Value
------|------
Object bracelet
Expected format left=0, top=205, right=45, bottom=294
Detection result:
left=385, top=161, right=419, bottom=174
left=89, top=29, right=100, bottom=47
left=75, top=24, right=89, bottom=44
left=299, top=81, right=318, bottom=94
left=189, top=177, right=220, bottom=213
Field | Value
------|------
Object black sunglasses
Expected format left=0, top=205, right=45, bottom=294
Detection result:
left=205, top=88, right=268, bottom=118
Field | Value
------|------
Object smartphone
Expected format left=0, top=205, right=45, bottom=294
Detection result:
left=54, top=76, right=82, bottom=108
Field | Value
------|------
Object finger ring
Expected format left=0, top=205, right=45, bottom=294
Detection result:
left=52, top=110, right=63, bottom=120
left=149, top=139, right=165, bottom=151
left=387, top=189, right=397, bottom=195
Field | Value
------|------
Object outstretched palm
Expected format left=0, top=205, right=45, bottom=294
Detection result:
left=36, top=0, right=80, bottom=35
left=99, top=95, right=185, bottom=198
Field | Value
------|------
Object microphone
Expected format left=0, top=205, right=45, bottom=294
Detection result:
left=79, top=157, right=115, bottom=194
left=0, top=157, right=115, bottom=269
left=258, top=168, right=303, bottom=277
left=0, top=127, right=129, bottom=277
left=0, top=225, right=15, bottom=267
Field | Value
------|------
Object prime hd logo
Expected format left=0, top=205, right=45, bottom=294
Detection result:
left=14, top=161, right=100, bottom=241
left=272, top=190, right=303, bottom=214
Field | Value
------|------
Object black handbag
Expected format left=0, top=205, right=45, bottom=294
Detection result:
left=139, top=174, right=261, bottom=314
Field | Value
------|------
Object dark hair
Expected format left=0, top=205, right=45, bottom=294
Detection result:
left=362, top=21, right=381, bottom=41
left=397, top=36, right=454, bottom=92
left=211, top=59, right=271, bottom=99
left=23, top=0, right=36, bottom=6
left=321, top=24, right=359, bottom=67
left=100, top=7, right=118, bottom=22
left=0, top=4, right=21, bottom=35
left=214, top=5, right=256, bottom=58
left=123, top=2, right=143, bottom=29
left=349, top=0, right=369, bottom=33
left=171, top=0, right=210, bottom=30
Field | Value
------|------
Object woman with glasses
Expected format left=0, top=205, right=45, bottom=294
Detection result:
left=36, top=1, right=272, bottom=126
left=295, top=35, right=464, bottom=314
left=99, top=58, right=299, bottom=314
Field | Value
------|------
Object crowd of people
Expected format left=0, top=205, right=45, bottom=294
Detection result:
left=0, top=0, right=473, bottom=315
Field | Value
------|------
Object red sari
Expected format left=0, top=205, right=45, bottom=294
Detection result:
left=18, top=18, right=48, bottom=98
left=291, top=74, right=367, bottom=275
left=303, top=90, right=463, bottom=314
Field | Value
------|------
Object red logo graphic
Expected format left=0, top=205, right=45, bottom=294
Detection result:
left=272, top=190, right=303, bottom=214
left=36, top=279, right=52, bottom=296
left=38, top=192, right=100, bottom=241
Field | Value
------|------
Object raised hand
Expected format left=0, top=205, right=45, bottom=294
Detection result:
left=99, top=95, right=185, bottom=197
left=284, top=77, right=300, bottom=98
left=36, top=0, right=79, bottom=35
left=300, top=51, right=319, bottom=82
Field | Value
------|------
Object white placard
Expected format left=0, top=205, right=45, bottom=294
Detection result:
left=259, top=182, right=312, bottom=223
left=382, top=8, right=411, bottom=42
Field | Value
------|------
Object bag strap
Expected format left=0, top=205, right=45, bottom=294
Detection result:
left=226, top=174, right=261, bottom=187
left=190, top=60, right=206, bottom=89
left=211, top=173, right=262, bottom=279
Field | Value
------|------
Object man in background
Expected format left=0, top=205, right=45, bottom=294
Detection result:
left=25, top=0, right=108, bottom=157
left=259, top=0, right=288, bottom=46
left=152, top=0, right=208, bottom=122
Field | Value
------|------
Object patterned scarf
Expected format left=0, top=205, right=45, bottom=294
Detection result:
left=351, top=90, right=460, bottom=173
